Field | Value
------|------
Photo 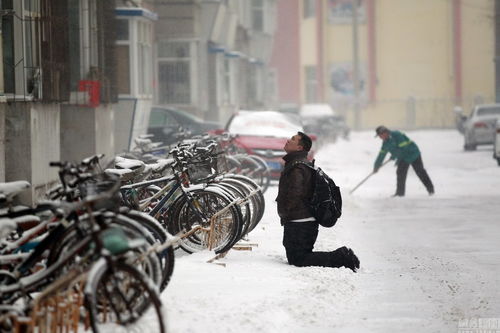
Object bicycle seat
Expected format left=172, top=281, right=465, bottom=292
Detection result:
left=0, top=181, right=31, bottom=201
left=150, top=158, right=174, bottom=174
left=115, top=156, right=145, bottom=171
left=104, top=168, right=135, bottom=182
left=0, top=218, right=17, bottom=238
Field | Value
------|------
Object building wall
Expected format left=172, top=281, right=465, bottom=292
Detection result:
left=129, top=99, right=152, bottom=149
left=323, top=0, right=495, bottom=129
left=95, top=105, right=116, bottom=166
left=61, top=106, right=96, bottom=163
left=5, top=103, right=60, bottom=204
left=61, top=105, right=115, bottom=166
left=461, top=0, right=495, bottom=113
left=114, top=98, right=137, bottom=154
left=270, top=0, right=300, bottom=105
left=0, top=106, right=5, bottom=182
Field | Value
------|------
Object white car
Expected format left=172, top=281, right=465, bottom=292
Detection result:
left=299, top=103, right=342, bottom=141
left=463, top=104, right=500, bottom=151
left=494, top=120, right=500, bottom=165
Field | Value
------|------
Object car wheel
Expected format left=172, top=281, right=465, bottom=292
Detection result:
left=464, top=137, right=476, bottom=151
left=464, top=143, right=476, bottom=151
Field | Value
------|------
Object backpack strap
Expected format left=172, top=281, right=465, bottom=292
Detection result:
left=282, top=160, right=315, bottom=175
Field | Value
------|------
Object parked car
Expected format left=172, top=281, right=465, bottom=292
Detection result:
left=463, top=104, right=500, bottom=151
left=147, top=106, right=221, bottom=145
left=329, top=115, right=350, bottom=139
left=299, top=103, right=349, bottom=141
left=225, top=110, right=315, bottom=178
left=494, top=120, right=500, bottom=165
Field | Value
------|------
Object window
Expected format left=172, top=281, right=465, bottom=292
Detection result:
left=67, top=0, right=99, bottom=91
left=149, top=109, right=180, bottom=129
left=157, top=41, right=193, bottom=104
left=116, top=19, right=129, bottom=40
left=116, top=18, right=130, bottom=95
left=1, top=0, right=42, bottom=99
left=251, top=0, right=264, bottom=31
left=137, top=21, right=152, bottom=95
left=115, top=15, right=154, bottom=97
left=304, top=0, right=316, bottom=19
left=305, top=66, right=318, bottom=102
left=116, top=45, right=130, bottom=94
left=81, top=0, right=99, bottom=77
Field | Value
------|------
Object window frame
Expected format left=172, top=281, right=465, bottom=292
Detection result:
left=156, top=39, right=198, bottom=106
left=115, top=15, right=154, bottom=99
left=2, top=0, right=43, bottom=101
left=251, top=0, right=264, bottom=32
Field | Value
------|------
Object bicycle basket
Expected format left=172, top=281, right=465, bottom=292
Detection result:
left=215, top=152, right=228, bottom=174
left=79, top=174, right=121, bottom=210
left=186, top=157, right=214, bottom=184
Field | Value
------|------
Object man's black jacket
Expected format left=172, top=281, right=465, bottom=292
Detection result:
left=276, top=151, right=314, bottom=225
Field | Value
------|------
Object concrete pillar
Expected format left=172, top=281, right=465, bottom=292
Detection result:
left=0, top=105, right=5, bottom=182
left=5, top=103, right=60, bottom=204
left=61, top=104, right=115, bottom=167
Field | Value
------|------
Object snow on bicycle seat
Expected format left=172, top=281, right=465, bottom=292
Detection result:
left=115, top=156, right=145, bottom=171
left=0, top=181, right=31, bottom=200
left=150, top=158, right=174, bottom=173
left=104, top=168, right=135, bottom=182
left=0, top=218, right=17, bottom=238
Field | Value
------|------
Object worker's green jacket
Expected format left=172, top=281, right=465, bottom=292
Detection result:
left=374, top=130, right=420, bottom=169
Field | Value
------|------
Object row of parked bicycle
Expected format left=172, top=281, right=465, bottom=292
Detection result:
left=0, top=133, right=268, bottom=332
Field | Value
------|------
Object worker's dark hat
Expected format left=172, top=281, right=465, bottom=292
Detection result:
left=375, top=125, right=389, bottom=137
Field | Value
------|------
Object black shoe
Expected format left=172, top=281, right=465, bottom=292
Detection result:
left=391, top=193, right=404, bottom=198
left=428, top=190, right=435, bottom=196
left=343, top=248, right=360, bottom=273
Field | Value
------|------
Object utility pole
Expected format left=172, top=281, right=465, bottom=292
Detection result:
left=352, top=0, right=361, bottom=129
left=495, top=0, right=500, bottom=102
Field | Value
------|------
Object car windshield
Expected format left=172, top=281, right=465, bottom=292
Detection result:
left=227, top=111, right=303, bottom=138
left=477, top=106, right=500, bottom=117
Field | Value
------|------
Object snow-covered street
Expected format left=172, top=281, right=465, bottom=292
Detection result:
left=163, top=129, right=500, bottom=333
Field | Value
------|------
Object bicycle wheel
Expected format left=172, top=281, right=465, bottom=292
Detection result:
left=85, top=259, right=166, bottom=333
left=226, top=175, right=265, bottom=233
left=247, top=155, right=271, bottom=193
left=122, top=209, right=175, bottom=291
left=47, top=214, right=163, bottom=288
left=219, top=178, right=258, bottom=236
left=171, top=188, right=243, bottom=254
left=209, top=181, right=252, bottom=236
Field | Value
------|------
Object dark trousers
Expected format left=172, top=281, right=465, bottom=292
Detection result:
left=282, top=222, right=346, bottom=267
left=396, top=155, right=434, bottom=196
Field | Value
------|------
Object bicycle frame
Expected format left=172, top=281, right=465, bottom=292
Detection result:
left=0, top=204, right=118, bottom=303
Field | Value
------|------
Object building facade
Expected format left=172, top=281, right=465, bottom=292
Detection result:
left=153, top=0, right=278, bottom=124
left=272, top=0, right=495, bottom=130
left=113, top=2, right=157, bottom=153
left=0, top=0, right=118, bottom=203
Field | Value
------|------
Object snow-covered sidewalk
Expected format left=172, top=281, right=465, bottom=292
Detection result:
left=163, top=130, right=500, bottom=333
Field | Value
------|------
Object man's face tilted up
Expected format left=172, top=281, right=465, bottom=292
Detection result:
left=284, top=134, right=304, bottom=154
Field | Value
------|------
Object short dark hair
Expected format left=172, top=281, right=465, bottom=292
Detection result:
left=297, top=131, right=312, bottom=152
left=375, top=125, right=389, bottom=136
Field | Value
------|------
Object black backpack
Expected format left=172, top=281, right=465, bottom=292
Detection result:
left=293, top=160, right=342, bottom=227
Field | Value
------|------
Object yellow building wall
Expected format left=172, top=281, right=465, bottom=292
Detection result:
left=300, top=14, right=319, bottom=101
left=460, top=0, right=495, bottom=114
left=323, top=0, right=494, bottom=129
